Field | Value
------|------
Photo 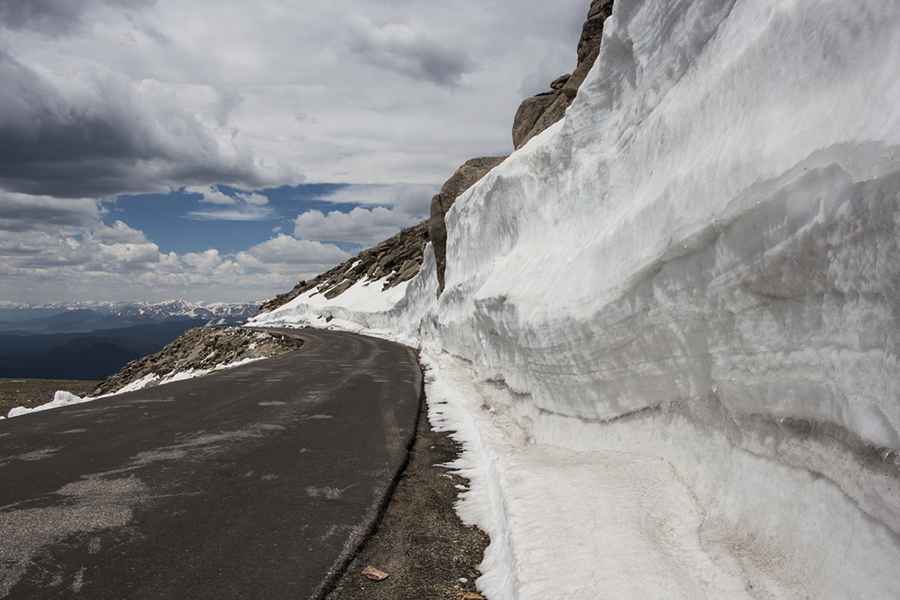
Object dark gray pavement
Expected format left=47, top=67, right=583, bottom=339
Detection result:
left=0, top=328, right=422, bottom=600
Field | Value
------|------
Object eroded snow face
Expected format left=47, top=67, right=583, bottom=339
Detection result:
left=410, top=1, right=900, bottom=596
left=424, top=350, right=900, bottom=600
left=250, top=0, right=900, bottom=597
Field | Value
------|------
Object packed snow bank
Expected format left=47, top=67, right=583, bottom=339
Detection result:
left=424, top=349, right=900, bottom=599
left=254, top=0, right=900, bottom=597
left=4, top=358, right=264, bottom=419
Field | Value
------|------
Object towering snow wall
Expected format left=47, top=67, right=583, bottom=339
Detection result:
left=257, top=0, right=900, bottom=596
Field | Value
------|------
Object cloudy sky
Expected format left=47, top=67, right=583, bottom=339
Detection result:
left=0, top=0, right=590, bottom=304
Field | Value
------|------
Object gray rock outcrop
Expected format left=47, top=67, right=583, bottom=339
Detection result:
left=512, top=0, right=613, bottom=149
left=430, top=156, right=508, bottom=294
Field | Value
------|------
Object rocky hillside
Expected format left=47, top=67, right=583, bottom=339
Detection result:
left=92, top=327, right=303, bottom=396
left=260, top=222, right=430, bottom=313
left=260, top=0, right=612, bottom=312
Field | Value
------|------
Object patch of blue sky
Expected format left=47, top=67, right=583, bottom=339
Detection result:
left=108, top=184, right=384, bottom=255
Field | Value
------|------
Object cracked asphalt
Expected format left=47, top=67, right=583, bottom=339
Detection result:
left=0, top=328, right=422, bottom=600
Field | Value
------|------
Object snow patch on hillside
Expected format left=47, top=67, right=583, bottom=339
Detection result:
left=4, top=358, right=264, bottom=419
left=6, top=391, right=91, bottom=418
left=252, top=0, right=900, bottom=597
left=253, top=276, right=410, bottom=327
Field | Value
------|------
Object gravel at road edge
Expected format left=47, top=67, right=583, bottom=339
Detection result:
left=326, top=391, right=488, bottom=600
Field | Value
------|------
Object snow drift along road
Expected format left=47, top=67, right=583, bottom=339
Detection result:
left=253, top=0, right=900, bottom=597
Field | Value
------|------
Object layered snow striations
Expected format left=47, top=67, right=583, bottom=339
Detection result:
left=253, top=0, right=900, bottom=597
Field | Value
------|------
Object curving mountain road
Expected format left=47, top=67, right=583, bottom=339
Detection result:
left=0, top=328, right=422, bottom=600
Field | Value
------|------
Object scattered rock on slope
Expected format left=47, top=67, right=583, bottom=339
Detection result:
left=92, top=327, right=303, bottom=396
left=260, top=222, right=430, bottom=313
left=262, top=150, right=508, bottom=311
left=512, top=0, right=613, bottom=149
left=261, top=151, right=508, bottom=314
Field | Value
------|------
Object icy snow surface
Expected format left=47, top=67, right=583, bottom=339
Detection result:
left=251, top=0, right=900, bottom=597
left=6, top=391, right=91, bottom=418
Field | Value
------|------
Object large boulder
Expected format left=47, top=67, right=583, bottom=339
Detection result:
left=430, top=156, right=508, bottom=294
left=512, top=93, right=557, bottom=151
left=512, top=0, right=613, bottom=149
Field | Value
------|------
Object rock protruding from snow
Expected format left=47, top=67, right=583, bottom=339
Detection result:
left=92, top=327, right=302, bottom=397
left=430, top=156, right=508, bottom=294
left=512, top=0, right=612, bottom=149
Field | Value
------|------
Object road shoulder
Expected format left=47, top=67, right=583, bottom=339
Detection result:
left=327, top=393, right=488, bottom=600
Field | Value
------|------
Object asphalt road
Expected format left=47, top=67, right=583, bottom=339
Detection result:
left=0, top=328, right=422, bottom=600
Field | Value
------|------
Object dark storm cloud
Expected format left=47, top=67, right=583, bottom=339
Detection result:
left=0, top=0, right=81, bottom=33
left=349, top=19, right=473, bottom=87
left=0, top=0, right=596, bottom=304
left=0, top=50, right=273, bottom=198
left=0, top=0, right=590, bottom=196
left=0, top=0, right=154, bottom=34
left=0, top=195, right=99, bottom=232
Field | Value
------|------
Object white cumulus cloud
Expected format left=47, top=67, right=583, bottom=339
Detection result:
left=295, top=206, right=417, bottom=245
left=0, top=192, right=350, bottom=303
left=186, top=185, right=274, bottom=221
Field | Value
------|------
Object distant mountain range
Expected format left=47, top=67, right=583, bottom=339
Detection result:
left=0, top=301, right=257, bottom=380
left=0, top=301, right=257, bottom=334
